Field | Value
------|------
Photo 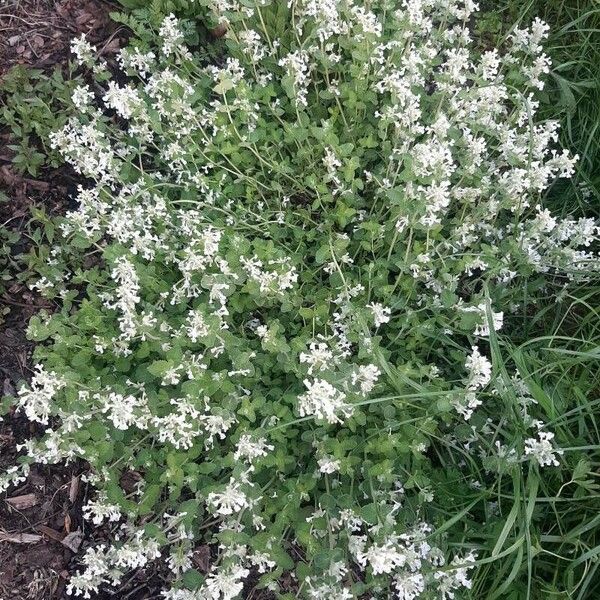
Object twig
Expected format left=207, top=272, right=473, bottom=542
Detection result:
left=0, top=15, right=47, bottom=25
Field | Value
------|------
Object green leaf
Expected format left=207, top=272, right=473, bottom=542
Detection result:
left=147, top=360, right=172, bottom=378
left=139, top=484, right=162, bottom=515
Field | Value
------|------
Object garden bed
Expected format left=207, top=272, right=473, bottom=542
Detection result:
left=1, top=2, right=599, bottom=599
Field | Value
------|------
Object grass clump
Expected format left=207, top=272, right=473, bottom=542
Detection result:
left=470, top=4, right=600, bottom=596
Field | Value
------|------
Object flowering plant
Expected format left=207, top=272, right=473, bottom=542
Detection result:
left=6, top=1, right=599, bottom=598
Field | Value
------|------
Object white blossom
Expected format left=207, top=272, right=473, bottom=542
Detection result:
left=318, top=456, right=341, bottom=474
left=17, top=365, right=66, bottom=425
left=351, top=364, right=381, bottom=395
left=465, top=346, right=492, bottom=391
left=207, top=479, right=249, bottom=516
left=233, top=435, right=273, bottom=463
left=367, top=302, right=391, bottom=327
left=524, top=430, right=563, bottom=467
left=298, top=378, right=352, bottom=424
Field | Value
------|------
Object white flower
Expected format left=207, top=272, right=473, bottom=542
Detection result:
left=103, top=82, right=142, bottom=119
left=100, top=391, right=146, bottom=431
left=298, top=378, right=352, bottom=424
left=466, top=302, right=504, bottom=337
left=200, top=565, right=249, bottom=600
left=318, top=456, right=341, bottom=474
left=307, top=582, right=352, bottom=600
left=72, top=85, right=94, bottom=110
left=300, top=342, right=335, bottom=375
left=66, top=545, right=111, bottom=598
left=167, top=548, right=193, bottom=574
left=350, top=5, right=382, bottom=38
left=113, top=533, right=161, bottom=569
left=17, top=365, right=66, bottom=425
left=199, top=413, right=236, bottom=447
left=339, top=509, right=363, bottom=532
left=351, top=364, right=381, bottom=395
left=394, top=571, right=426, bottom=600
left=70, top=34, right=96, bottom=66
left=357, top=540, right=406, bottom=575
left=249, top=551, right=276, bottom=574
left=299, top=0, right=349, bottom=42
left=207, top=479, right=249, bottom=515
left=83, top=492, right=122, bottom=526
left=185, top=308, right=210, bottom=342
left=435, top=550, right=477, bottom=598
left=452, top=391, right=482, bottom=421
left=367, top=302, right=391, bottom=327
left=323, top=146, right=341, bottom=172
left=278, top=50, right=311, bottom=107
left=233, top=435, right=273, bottom=463
left=159, top=14, right=185, bottom=57
left=465, top=346, right=492, bottom=391
left=238, top=29, right=267, bottom=62
left=153, top=398, right=201, bottom=450
left=240, top=255, right=298, bottom=295
left=118, top=46, right=156, bottom=78
left=0, top=465, right=29, bottom=495
left=524, top=430, right=563, bottom=467
left=110, top=256, right=140, bottom=341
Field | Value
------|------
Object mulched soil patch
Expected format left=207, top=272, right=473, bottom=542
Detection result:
left=0, top=412, right=87, bottom=600
left=0, top=0, right=124, bottom=76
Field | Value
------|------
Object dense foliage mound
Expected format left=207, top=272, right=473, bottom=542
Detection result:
left=5, top=1, right=599, bottom=598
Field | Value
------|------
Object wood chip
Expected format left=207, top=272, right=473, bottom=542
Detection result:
left=22, top=178, right=50, bottom=191
left=68, top=475, right=80, bottom=503
left=64, top=513, right=72, bottom=533
left=192, top=545, right=212, bottom=573
left=0, top=531, right=42, bottom=544
left=61, top=530, right=83, bottom=553
left=2, top=378, right=15, bottom=397
left=36, top=525, right=64, bottom=543
left=6, top=493, right=38, bottom=510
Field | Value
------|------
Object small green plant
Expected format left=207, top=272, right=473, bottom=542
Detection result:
left=4, top=2, right=600, bottom=599
left=0, top=66, right=80, bottom=176
left=0, top=192, right=20, bottom=325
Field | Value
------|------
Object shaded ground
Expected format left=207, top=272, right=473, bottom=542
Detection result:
left=0, top=0, right=123, bottom=76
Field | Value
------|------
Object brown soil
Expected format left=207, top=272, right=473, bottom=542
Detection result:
left=0, top=0, right=124, bottom=76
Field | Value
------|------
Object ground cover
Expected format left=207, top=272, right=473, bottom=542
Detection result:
left=0, top=2, right=599, bottom=599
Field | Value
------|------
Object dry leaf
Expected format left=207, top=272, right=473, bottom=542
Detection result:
left=192, top=545, right=212, bottom=573
left=6, top=493, right=38, bottom=510
left=61, top=530, right=83, bottom=553
left=210, top=23, right=228, bottom=38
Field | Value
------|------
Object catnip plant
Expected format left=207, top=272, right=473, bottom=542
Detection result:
left=6, top=1, right=599, bottom=598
